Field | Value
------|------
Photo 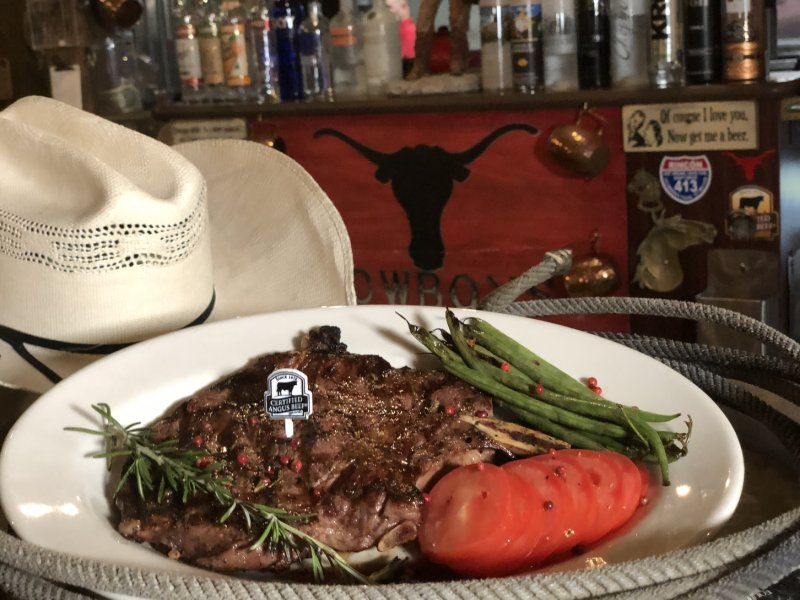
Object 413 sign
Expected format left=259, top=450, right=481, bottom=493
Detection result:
left=659, top=155, right=712, bottom=205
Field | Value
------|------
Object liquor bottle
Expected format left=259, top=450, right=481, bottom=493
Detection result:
left=272, top=0, right=304, bottom=101
left=577, top=0, right=611, bottom=88
left=299, top=0, right=334, bottom=100
left=509, top=0, right=544, bottom=93
left=174, top=0, right=204, bottom=102
left=479, top=0, right=513, bottom=92
left=247, top=0, right=279, bottom=102
left=649, top=0, right=686, bottom=87
left=362, top=0, right=403, bottom=96
left=722, top=0, right=762, bottom=81
left=330, top=0, right=368, bottom=98
left=197, top=0, right=226, bottom=102
left=220, top=0, right=253, bottom=100
left=541, top=0, right=578, bottom=91
left=685, top=0, right=721, bottom=83
left=609, top=0, right=648, bottom=88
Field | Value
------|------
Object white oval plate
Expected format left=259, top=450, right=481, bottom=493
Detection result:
left=0, top=306, right=743, bottom=588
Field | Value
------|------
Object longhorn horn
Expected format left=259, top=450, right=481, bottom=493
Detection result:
left=453, top=123, right=539, bottom=165
left=313, top=128, right=390, bottom=165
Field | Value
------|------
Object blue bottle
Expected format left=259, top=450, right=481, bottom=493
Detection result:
left=272, top=0, right=304, bottom=100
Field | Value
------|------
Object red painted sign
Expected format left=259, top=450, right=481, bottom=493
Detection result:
left=275, top=108, right=629, bottom=332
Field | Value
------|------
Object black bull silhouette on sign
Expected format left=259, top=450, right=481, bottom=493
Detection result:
left=314, top=124, right=539, bottom=271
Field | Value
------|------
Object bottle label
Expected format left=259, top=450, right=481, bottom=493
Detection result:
left=510, top=3, right=543, bottom=89
left=724, top=41, right=761, bottom=80
left=221, top=23, right=251, bottom=86
left=480, top=5, right=511, bottom=44
left=248, top=17, right=274, bottom=73
left=175, top=25, right=202, bottom=87
left=725, top=0, right=748, bottom=13
left=199, top=37, right=224, bottom=85
left=331, top=26, right=357, bottom=47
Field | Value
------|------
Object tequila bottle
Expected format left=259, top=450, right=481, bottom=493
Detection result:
left=330, top=0, right=368, bottom=98
left=541, top=0, right=578, bottom=91
left=272, top=0, right=304, bottom=100
left=247, top=0, right=280, bottom=102
left=299, top=1, right=334, bottom=100
left=174, top=0, right=204, bottom=102
left=220, top=0, right=253, bottom=101
left=362, top=0, right=403, bottom=96
left=197, top=0, right=226, bottom=102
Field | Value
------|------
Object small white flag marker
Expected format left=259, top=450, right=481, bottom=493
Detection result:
left=264, top=369, right=313, bottom=439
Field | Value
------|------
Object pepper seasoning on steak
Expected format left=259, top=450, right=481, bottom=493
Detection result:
left=116, top=326, right=497, bottom=572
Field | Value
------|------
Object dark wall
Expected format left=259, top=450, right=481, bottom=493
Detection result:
left=0, top=0, right=49, bottom=108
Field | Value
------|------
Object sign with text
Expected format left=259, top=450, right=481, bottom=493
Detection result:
left=622, top=101, right=758, bottom=153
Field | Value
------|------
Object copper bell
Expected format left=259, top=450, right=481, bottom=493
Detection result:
left=563, top=232, right=620, bottom=297
left=548, top=104, right=610, bottom=178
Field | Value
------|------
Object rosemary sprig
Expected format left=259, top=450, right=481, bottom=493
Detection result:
left=66, top=403, right=369, bottom=584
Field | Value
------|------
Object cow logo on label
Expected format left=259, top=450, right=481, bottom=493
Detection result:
left=659, top=155, right=712, bottom=205
left=264, top=369, right=313, bottom=420
left=726, top=185, right=778, bottom=241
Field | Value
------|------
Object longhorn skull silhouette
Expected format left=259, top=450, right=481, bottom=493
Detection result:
left=314, top=124, right=539, bottom=271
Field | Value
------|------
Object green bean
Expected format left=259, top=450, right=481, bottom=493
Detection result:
left=403, top=313, right=685, bottom=485
left=407, top=322, right=630, bottom=443
left=464, top=317, right=679, bottom=423
left=467, top=317, right=669, bottom=485
left=441, top=313, right=630, bottom=439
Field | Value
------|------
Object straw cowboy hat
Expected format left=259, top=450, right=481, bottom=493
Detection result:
left=0, top=96, right=356, bottom=394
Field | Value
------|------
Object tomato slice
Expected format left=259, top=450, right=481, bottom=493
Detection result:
left=417, top=463, right=516, bottom=571
left=530, top=452, right=598, bottom=550
left=601, top=451, right=646, bottom=534
left=503, top=458, right=574, bottom=567
left=557, top=449, right=624, bottom=543
left=455, top=470, right=544, bottom=577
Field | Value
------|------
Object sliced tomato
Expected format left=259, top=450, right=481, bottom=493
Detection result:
left=530, top=452, right=598, bottom=550
left=503, top=458, right=574, bottom=567
left=601, top=451, right=646, bottom=534
left=557, top=449, right=624, bottom=543
left=417, top=463, right=516, bottom=570
left=455, top=470, right=544, bottom=577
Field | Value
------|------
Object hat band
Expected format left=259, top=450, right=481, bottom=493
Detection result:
left=0, top=291, right=216, bottom=385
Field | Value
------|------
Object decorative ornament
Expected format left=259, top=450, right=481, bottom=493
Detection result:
left=547, top=104, right=610, bottom=178
left=628, top=170, right=717, bottom=293
left=563, top=232, right=620, bottom=297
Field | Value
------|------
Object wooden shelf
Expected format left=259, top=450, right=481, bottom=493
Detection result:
left=150, top=78, right=800, bottom=120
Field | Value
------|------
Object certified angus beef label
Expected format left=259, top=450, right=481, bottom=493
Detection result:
left=264, top=369, right=313, bottom=419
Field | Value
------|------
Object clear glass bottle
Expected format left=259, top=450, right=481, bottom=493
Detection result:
left=649, top=0, right=686, bottom=87
left=197, top=0, right=226, bottom=102
left=247, top=0, right=280, bottom=102
left=541, top=0, right=578, bottom=91
left=220, top=0, right=253, bottom=100
left=577, top=0, right=611, bottom=88
left=722, top=0, right=762, bottom=81
left=299, top=0, right=334, bottom=100
left=480, top=0, right=513, bottom=92
left=609, top=0, right=649, bottom=88
left=272, top=0, right=305, bottom=100
left=509, top=0, right=544, bottom=93
left=362, top=0, right=402, bottom=95
left=330, top=0, right=368, bottom=98
left=174, top=0, right=204, bottom=102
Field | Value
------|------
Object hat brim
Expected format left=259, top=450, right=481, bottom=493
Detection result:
left=0, top=139, right=355, bottom=393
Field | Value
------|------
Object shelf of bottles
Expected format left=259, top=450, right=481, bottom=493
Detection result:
left=161, top=0, right=782, bottom=114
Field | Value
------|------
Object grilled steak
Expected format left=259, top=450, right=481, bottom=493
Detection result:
left=115, top=326, right=496, bottom=572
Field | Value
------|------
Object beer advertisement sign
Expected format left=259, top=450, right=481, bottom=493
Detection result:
left=622, top=101, right=758, bottom=153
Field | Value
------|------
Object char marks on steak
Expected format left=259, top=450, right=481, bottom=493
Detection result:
left=116, top=327, right=496, bottom=572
